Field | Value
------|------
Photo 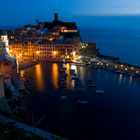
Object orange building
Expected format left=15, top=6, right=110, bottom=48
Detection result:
left=8, top=13, right=81, bottom=62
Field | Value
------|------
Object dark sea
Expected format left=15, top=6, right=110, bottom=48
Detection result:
left=20, top=16, right=140, bottom=140
left=78, top=16, right=140, bottom=66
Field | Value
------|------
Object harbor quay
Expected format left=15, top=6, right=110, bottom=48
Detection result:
left=90, top=58, right=140, bottom=77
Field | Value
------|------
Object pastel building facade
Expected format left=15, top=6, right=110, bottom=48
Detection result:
left=8, top=13, right=81, bottom=62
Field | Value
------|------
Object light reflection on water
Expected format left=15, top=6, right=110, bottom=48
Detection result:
left=22, top=62, right=140, bottom=139
left=35, top=64, right=44, bottom=92
left=52, top=63, right=59, bottom=90
left=20, top=70, right=25, bottom=77
left=24, top=62, right=139, bottom=93
left=78, top=66, right=86, bottom=84
left=118, top=74, right=123, bottom=85
left=129, top=76, right=133, bottom=86
left=65, top=63, right=71, bottom=89
left=123, top=77, right=126, bottom=85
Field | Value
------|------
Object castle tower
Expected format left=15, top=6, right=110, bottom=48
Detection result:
left=54, top=13, right=58, bottom=21
left=53, top=13, right=59, bottom=23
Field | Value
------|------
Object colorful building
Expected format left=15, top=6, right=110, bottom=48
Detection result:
left=8, top=13, right=81, bottom=62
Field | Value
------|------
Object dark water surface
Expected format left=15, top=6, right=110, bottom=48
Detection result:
left=22, top=62, right=140, bottom=140
left=78, top=16, right=140, bottom=66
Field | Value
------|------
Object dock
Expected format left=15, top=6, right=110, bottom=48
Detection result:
left=74, top=57, right=140, bottom=78
left=93, top=59, right=140, bottom=77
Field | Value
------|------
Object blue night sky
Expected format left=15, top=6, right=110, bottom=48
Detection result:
left=0, top=0, right=140, bottom=26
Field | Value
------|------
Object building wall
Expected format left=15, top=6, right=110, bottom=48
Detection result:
left=9, top=42, right=80, bottom=61
left=87, top=42, right=99, bottom=57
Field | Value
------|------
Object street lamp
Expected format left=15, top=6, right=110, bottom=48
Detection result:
left=121, top=65, right=124, bottom=67
left=136, top=70, right=139, bottom=74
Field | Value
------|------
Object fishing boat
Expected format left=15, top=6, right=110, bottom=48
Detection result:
left=95, top=89, right=104, bottom=95
left=87, top=79, right=96, bottom=88
left=78, top=100, right=88, bottom=104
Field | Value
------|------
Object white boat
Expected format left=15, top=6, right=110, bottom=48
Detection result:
left=71, top=72, right=77, bottom=77
left=59, top=84, right=66, bottom=88
left=78, top=100, right=88, bottom=104
left=115, top=70, right=121, bottom=73
left=75, top=82, right=85, bottom=92
left=74, top=62, right=88, bottom=67
left=95, top=89, right=104, bottom=95
left=71, top=76, right=79, bottom=80
left=58, top=76, right=66, bottom=81
left=60, top=68, right=66, bottom=73
left=70, top=69, right=76, bottom=74
left=58, top=80, right=66, bottom=85
left=87, top=79, right=96, bottom=88
left=60, top=96, right=67, bottom=100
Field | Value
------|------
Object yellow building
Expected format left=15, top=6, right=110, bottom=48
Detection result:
left=9, top=42, right=80, bottom=62
left=9, top=42, right=36, bottom=61
left=8, top=13, right=81, bottom=62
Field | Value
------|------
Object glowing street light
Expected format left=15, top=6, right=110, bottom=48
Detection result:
left=72, top=51, right=76, bottom=55
left=53, top=51, right=57, bottom=55
left=36, top=51, right=40, bottom=54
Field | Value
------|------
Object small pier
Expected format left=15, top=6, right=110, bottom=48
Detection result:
left=73, top=56, right=140, bottom=78
left=93, top=59, right=140, bottom=77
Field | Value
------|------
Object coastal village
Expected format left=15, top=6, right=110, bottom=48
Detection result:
left=0, top=13, right=140, bottom=139
left=8, top=13, right=98, bottom=62
left=0, top=13, right=99, bottom=139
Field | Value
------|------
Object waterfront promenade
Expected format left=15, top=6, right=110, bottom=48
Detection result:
left=95, top=59, right=140, bottom=76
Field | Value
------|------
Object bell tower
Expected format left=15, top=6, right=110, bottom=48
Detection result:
left=53, top=13, right=59, bottom=23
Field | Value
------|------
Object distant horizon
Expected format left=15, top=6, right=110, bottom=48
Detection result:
left=1, top=15, right=140, bottom=28
left=1, top=0, right=140, bottom=25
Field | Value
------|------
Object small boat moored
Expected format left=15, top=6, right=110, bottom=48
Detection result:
left=78, top=100, right=88, bottom=104
left=95, top=89, right=105, bottom=95
left=87, top=79, right=96, bottom=88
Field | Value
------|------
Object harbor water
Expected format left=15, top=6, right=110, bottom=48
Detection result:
left=79, top=16, right=140, bottom=66
left=21, top=16, right=140, bottom=139
left=22, top=62, right=140, bottom=140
